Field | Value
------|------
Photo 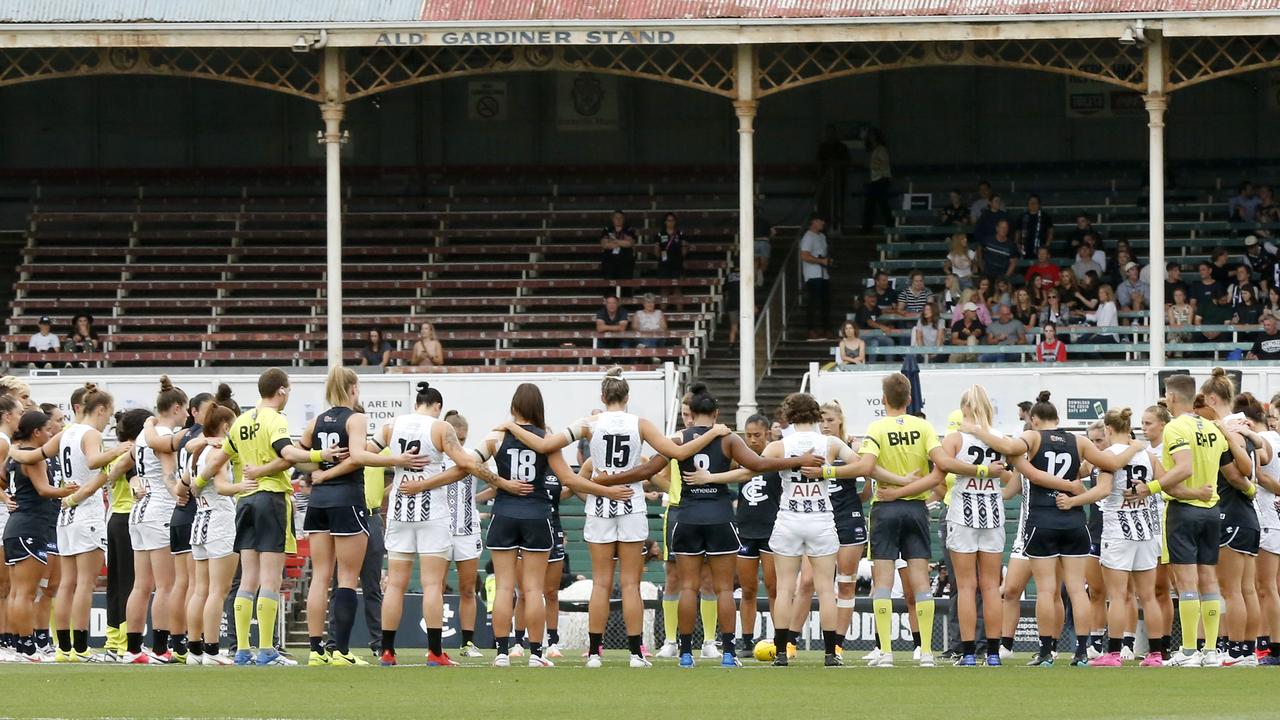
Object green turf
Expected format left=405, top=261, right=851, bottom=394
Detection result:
left=2, top=651, right=1275, bottom=719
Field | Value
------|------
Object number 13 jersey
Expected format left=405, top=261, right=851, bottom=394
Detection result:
left=586, top=411, right=645, bottom=518
left=1100, top=442, right=1157, bottom=541
left=388, top=414, right=447, bottom=523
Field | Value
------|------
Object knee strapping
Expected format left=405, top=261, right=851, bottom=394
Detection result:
left=836, top=597, right=856, bottom=608
left=835, top=574, right=855, bottom=584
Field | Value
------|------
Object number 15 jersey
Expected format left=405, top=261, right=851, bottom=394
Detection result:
left=586, top=411, right=645, bottom=518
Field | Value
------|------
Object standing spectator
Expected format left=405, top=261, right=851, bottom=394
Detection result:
left=64, top=313, right=99, bottom=354
left=654, top=213, right=685, bottom=278
left=978, top=304, right=1027, bottom=363
left=871, top=270, right=899, bottom=310
left=1071, top=243, right=1103, bottom=280
left=1198, top=289, right=1234, bottom=344
left=861, top=129, right=892, bottom=232
left=358, top=328, right=391, bottom=368
left=726, top=258, right=742, bottom=350
left=1243, top=235, right=1276, bottom=281
left=632, top=293, right=667, bottom=349
left=817, top=126, right=850, bottom=231
left=1210, top=247, right=1231, bottom=286
left=1189, top=261, right=1224, bottom=310
left=1167, top=287, right=1198, bottom=349
left=754, top=231, right=772, bottom=289
left=1233, top=287, right=1262, bottom=326
left=600, top=210, right=637, bottom=279
left=948, top=302, right=985, bottom=363
left=835, top=321, right=866, bottom=368
left=1116, top=261, right=1149, bottom=311
left=944, top=234, right=976, bottom=289
left=594, top=294, right=631, bottom=349
left=896, top=270, right=931, bottom=315
left=1247, top=314, right=1280, bottom=360
left=800, top=215, right=832, bottom=340
left=854, top=290, right=895, bottom=349
left=409, top=322, right=444, bottom=368
left=1017, top=194, right=1054, bottom=259
left=1035, top=323, right=1068, bottom=363
left=1228, top=181, right=1262, bottom=223
left=911, top=303, right=946, bottom=360
left=28, top=315, right=60, bottom=354
left=1024, top=246, right=1061, bottom=291
left=1165, top=262, right=1189, bottom=306
left=939, top=190, right=969, bottom=227
left=974, top=194, right=1010, bottom=245
left=976, top=219, right=1018, bottom=280
left=1012, top=288, right=1039, bottom=328
left=969, top=180, right=992, bottom=222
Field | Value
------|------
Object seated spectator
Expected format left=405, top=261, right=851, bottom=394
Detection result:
left=1057, top=269, right=1082, bottom=312
left=1244, top=235, right=1276, bottom=281
left=911, top=303, right=946, bottom=360
left=600, top=210, right=637, bottom=279
left=974, top=193, right=1010, bottom=244
left=1258, top=186, right=1279, bottom=237
left=1040, top=289, right=1073, bottom=327
left=976, top=219, right=1018, bottom=280
left=358, top=328, right=391, bottom=368
left=1106, top=248, right=1133, bottom=287
left=1073, top=272, right=1101, bottom=313
left=1165, top=262, right=1189, bottom=306
left=1210, top=247, right=1231, bottom=286
left=1035, top=323, right=1068, bottom=363
left=1167, top=287, right=1199, bottom=349
left=835, top=321, right=866, bottom=368
left=1267, top=286, right=1280, bottom=318
left=1069, top=214, right=1098, bottom=258
left=1234, top=287, right=1263, bottom=326
left=968, top=180, right=992, bottom=222
left=1071, top=242, right=1103, bottom=280
left=1116, top=261, right=1149, bottom=311
left=28, top=316, right=60, bottom=355
left=1078, top=284, right=1120, bottom=350
left=1248, top=313, right=1280, bottom=360
left=1084, top=233, right=1108, bottom=270
left=1199, top=289, right=1235, bottom=343
left=632, top=293, right=667, bottom=349
left=896, top=270, right=932, bottom=315
left=944, top=234, right=976, bottom=289
left=978, top=304, right=1027, bottom=363
left=654, top=212, right=685, bottom=278
left=1017, top=193, right=1054, bottom=259
left=1012, top=287, right=1039, bottom=328
left=1228, top=180, right=1262, bottom=223
left=1189, top=261, right=1224, bottom=310
left=595, top=295, right=631, bottom=349
left=854, top=290, right=896, bottom=348
left=409, top=322, right=444, bottom=368
left=64, top=313, right=99, bottom=354
left=973, top=277, right=994, bottom=312
left=948, top=302, right=986, bottom=363
left=1024, top=246, right=1061, bottom=290
left=872, top=270, right=899, bottom=311
left=993, top=278, right=1013, bottom=308
left=1229, top=264, right=1256, bottom=308
left=940, top=274, right=962, bottom=315
left=950, top=288, right=992, bottom=325
left=939, top=189, right=970, bottom=226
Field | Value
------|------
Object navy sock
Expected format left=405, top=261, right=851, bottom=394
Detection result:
left=547, top=628, right=560, bottom=645
left=310, top=636, right=325, bottom=653
left=333, top=587, right=358, bottom=654
left=427, top=627, right=443, bottom=656
left=72, top=630, right=89, bottom=654
left=678, top=633, right=693, bottom=655
left=627, top=634, right=642, bottom=656
left=496, top=636, right=510, bottom=655
left=56, top=629, right=72, bottom=652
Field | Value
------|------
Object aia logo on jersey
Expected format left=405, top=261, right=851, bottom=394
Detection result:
left=789, top=483, right=824, bottom=499
left=886, top=430, right=920, bottom=446
left=961, top=477, right=998, bottom=492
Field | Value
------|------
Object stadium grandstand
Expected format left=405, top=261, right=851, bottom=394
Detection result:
left=1, top=0, right=1280, bottom=712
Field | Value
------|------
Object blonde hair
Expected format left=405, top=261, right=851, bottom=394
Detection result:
left=1102, top=408, right=1133, bottom=435
left=601, top=366, right=629, bottom=405
left=1144, top=404, right=1172, bottom=425
left=959, top=384, right=994, bottom=430
left=949, top=233, right=968, bottom=256
left=820, top=400, right=846, bottom=440
left=0, top=376, right=31, bottom=399
left=324, top=365, right=360, bottom=408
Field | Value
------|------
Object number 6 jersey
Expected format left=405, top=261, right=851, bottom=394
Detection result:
left=387, top=414, right=447, bottom=523
left=586, top=411, right=645, bottom=518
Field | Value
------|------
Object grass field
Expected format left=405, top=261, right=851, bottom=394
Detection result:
left=2, top=650, right=1275, bottom=719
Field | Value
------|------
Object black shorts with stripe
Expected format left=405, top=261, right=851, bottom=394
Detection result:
left=670, top=521, right=740, bottom=556
left=487, top=514, right=555, bottom=552
left=303, top=505, right=370, bottom=536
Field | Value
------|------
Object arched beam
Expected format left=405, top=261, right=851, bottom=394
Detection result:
left=1166, top=35, right=1280, bottom=93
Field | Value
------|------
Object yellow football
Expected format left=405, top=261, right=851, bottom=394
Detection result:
left=753, top=640, right=776, bottom=662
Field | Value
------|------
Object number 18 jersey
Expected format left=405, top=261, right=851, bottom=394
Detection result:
left=388, top=414, right=447, bottom=523
left=586, top=411, right=645, bottom=518
left=493, top=425, right=552, bottom=520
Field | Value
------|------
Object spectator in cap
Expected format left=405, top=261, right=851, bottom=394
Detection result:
left=948, top=302, right=985, bottom=363
left=28, top=315, right=60, bottom=354
left=1243, top=234, right=1277, bottom=282
left=1116, top=261, right=1149, bottom=311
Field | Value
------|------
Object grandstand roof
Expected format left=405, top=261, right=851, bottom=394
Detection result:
left=4, top=0, right=1277, bottom=23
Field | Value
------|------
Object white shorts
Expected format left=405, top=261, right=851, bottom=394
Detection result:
left=1262, top=527, right=1280, bottom=556
left=192, top=534, right=235, bottom=561
left=385, top=519, right=451, bottom=558
left=57, top=520, right=107, bottom=556
left=583, top=513, right=648, bottom=544
left=448, top=533, right=483, bottom=562
left=129, top=519, right=170, bottom=552
left=1100, top=536, right=1161, bottom=572
left=769, top=511, right=838, bottom=558
left=945, top=522, right=1005, bottom=555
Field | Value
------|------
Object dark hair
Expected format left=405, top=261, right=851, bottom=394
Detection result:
left=187, top=392, right=213, bottom=428
left=1030, top=391, right=1058, bottom=422
left=508, top=383, right=547, bottom=430
left=367, top=328, right=383, bottom=349
left=258, top=368, right=290, bottom=398
left=1017, top=401, right=1033, bottom=413
left=1028, top=193, right=1040, bottom=202
left=14, top=410, right=50, bottom=442
left=978, top=179, right=991, bottom=188
left=744, top=413, right=770, bottom=431
left=70, top=385, right=88, bottom=410
left=214, top=383, right=241, bottom=416
left=1233, top=392, right=1266, bottom=423
left=156, top=375, right=188, bottom=414
left=663, top=212, right=677, bottom=223
left=601, top=367, right=629, bottom=405
left=687, top=382, right=718, bottom=416
left=116, top=408, right=153, bottom=443
left=874, top=269, right=889, bottom=279
left=0, top=395, right=19, bottom=418
left=779, top=393, right=822, bottom=425
left=39, top=402, right=58, bottom=417
left=81, top=383, right=113, bottom=416
left=200, top=404, right=237, bottom=438
left=415, top=381, right=443, bottom=408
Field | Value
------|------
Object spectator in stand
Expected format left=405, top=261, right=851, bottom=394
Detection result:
left=896, top=270, right=932, bottom=315
left=969, top=180, right=993, bottom=223
left=358, top=328, right=391, bottom=368
left=1189, top=261, right=1224, bottom=310
left=871, top=269, right=899, bottom=311
left=726, top=258, right=742, bottom=350
left=940, top=274, right=962, bottom=316
left=973, top=276, right=994, bottom=312
left=944, top=233, right=976, bottom=289
left=654, top=212, right=685, bottom=278
left=1072, top=272, right=1101, bottom=314
left=600, top=210, right=638, bottom=279
left=1199, top=288, right=1235, bottom=345
left=994, top=277, right=1014, bottom=308
left=974, top=194, right=1010, bottom=245
left=835, top=321, right=866, bottom=368
left=632, top=293, right=667, bottom=349
left=854, top=289, right=896, bottom=349
left=1069, top=214, right=1099, bottom=258
left=1116, top=261, right=1149, bottom=311
left=1165, top=262, right=1189, bottom=306
left=1083, top=233, right=1108, bottom=270
left=1228, top=181, right=1262, bottom=223
left=950, top=288, right=992, bottom=325
left=1247, top=313, right=1280, bottom=360
left=595, top=294, right=631, bottom=350
left=1257, top=186, right=1279, bottom=238
left=1267, top=286, right=1280, bottom=318
left=1078, top=284, right=1119, bottom=351
left=1234, top=287, right=1262, bottom=326
left=1013, top=287, right=1039, bottom=328
left=977, top=218, right=1018, bottom=280
left=861, top=129, right=893, bottom=232
left=978, top=304, right=1027, bottom=363
left=800, top=215, right=832, bottom=340
left=754, top=230, right=772, bottom=289
left=949, top=302, right=986, bottom=363
left=1040, top=288, right=1072, bottom=327
left=939, top=190, right=970, bottom=227
left=409, top=322, right=444, bottom=368
left=1071, top=242, right=1103, bottom=280
left=1025, top=246, right=1061, bottom=290
left=28, top=315, right=60, bottom=355
left=1228, top=264, right=1256, bottom=308
left=911, top=303, right=946, bottom=360
left=1167, top=287, right=1198, bottom=351
left=1244, top=235, right=1276, bottom=281
left=1017, top=194, right=1054, bottom=259
left=64, top=313, right=99, bottom=354
left=1036, top=323, right=1068, bottom=363
left=1057, top=269, right=1082, bottom=312
left=1210, top=246, right=1232, bottom=286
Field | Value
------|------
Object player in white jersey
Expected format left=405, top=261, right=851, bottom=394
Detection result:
left=1254, top=403, right=1280, bottom=665
left=52, top=384, right=132, bottom=662
left=1142, top=403, right=1177, bottom=660
left=124, top=376, right=188, bottom=664
left=372, top=381, right=523, bottom=667
left=504, top=368, right=728, bottom=668
left=440, top=411, right=484, bottom=658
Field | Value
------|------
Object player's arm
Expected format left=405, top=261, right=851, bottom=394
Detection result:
left=638, top=418, right=730, bottom=461
left=959, top=423, right=1028, bottom=456
left=1059, top=471, right=1112, bottom=509
left=502, top=420, right=575, bottom=454
left=313, top=414, right=427, bottom=483
left=1221, top=433, right=1256, bottom=497
left=1080, top=436, right=1140, bottom=472
left=1002, top=471, right=1022, bottom=501
left=928, top=445, right=1004, bottom=480
left=726, top=433, right=817, bottom=472
left=688, top=440, right=781, bottom=485
left=64, top=466, right=113, bottom=508
left=142, top=417, right=182, bottom=454
left=1010, top=432, right=1081, bottom=494
left=876, top=466, right=945, bottom=502
left=8, top=431, right=64, bottom=465
left=439, top=422, right=529, bottom=496
left=593, top=453, right=669, bottom=487
left=192, top=442, right=230, bottom=492
left=82, top=428, right=132, bottom=470
left=214, top=461, right=257, bottom=497
left=644, top=459, right=672, bottom=492
left=1220, top=424, right=1255, bottom=480
left=1137, top=426, right=1190, bottom=498
left=25, top=457, right=77, bottom=499
left=550, top=452, right=632, bottom=502
left=1228, top=421, right=1272, bottom=467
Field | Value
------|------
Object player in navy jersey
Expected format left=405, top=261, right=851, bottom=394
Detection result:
left=1080, top=421, right=1112, bottom=659
left=818, top=400, right=869, bottom=659
left=734, top=414, right=781, bottom=657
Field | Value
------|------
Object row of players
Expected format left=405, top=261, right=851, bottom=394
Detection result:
left=0, top=366, right=1274, bottom=668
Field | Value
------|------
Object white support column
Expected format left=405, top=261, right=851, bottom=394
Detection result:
left=321, top=47, right=345, bottom=368
left=734, top=45, right=758, bottom=429
left=1146, top=34, right=1167, bottom=368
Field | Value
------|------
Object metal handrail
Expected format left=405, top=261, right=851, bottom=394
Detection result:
left=752, top=234, right=800, bottom=385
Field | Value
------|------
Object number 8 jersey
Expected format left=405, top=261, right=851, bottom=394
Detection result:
left=387, top=414, right=447, bottom=523
left=586, top=411, right=645, bottom=518
left=947, top=430, right=1005, bottom=530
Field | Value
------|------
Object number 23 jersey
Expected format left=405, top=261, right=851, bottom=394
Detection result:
left=946, top=430, right=1005, bottom=530
left=586, top=411, right=645, bottom=518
